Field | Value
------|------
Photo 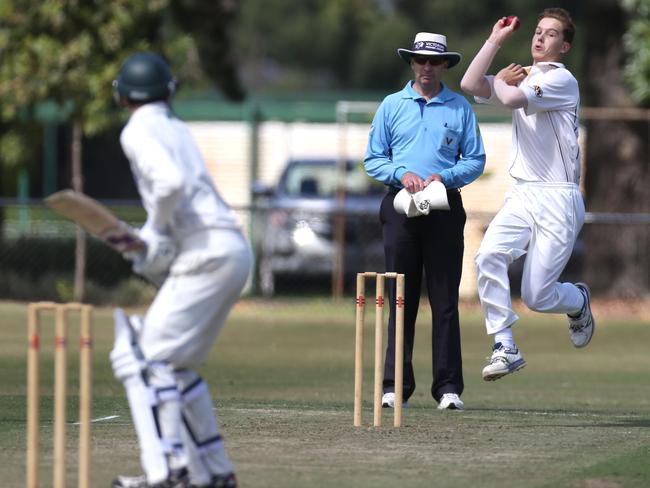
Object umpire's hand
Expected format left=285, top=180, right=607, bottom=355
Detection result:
left=400, top=171, right=426, bottom=193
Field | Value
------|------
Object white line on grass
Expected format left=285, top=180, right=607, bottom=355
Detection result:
left=494, top=410, right=643, bottom=418
left=72, top=415, right=120, bottom=425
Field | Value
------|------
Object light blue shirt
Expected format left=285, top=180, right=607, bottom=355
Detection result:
left=364, top=81, right=486, bottom=189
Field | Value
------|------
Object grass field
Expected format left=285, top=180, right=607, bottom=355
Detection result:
left=1, top=298, right=650, bottom=488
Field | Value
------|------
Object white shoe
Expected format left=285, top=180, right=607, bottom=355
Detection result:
left=482, top=342, right=526, bottom=381
left=112, top=475, right=147, bottom=488
left=437, top=393, right=464, bottom=411
left=381, top=392, right=408, bottom=408
left=568, top=283, right=595, bottom=348
left=112, top=468, right=189, bottom=488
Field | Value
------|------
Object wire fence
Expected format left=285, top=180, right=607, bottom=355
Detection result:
left=1, top=200, right=649, bottom=305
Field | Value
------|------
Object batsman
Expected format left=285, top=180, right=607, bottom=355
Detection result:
left=109, top=52, right=250, bottom=488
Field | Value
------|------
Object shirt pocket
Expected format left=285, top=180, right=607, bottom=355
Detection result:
left=438, top=127, right=461, bottom=157
left=439, top=127, right=461, bottom=156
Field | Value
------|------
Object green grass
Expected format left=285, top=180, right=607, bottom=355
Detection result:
left=1, top=299, right=649, bottom=487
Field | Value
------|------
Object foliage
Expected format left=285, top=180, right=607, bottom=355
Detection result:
left=622, top=0, right=650, bottom=105
left=0, top=1, right=171, bottom=134
left=0, top=235, right=133, bottom=286
left=170, top=0, right=245, bottom=100
left=0, top=232, right=157, bottom=304
left=0, top=1, right=155, bottom=173
left=234, top=0, right=587, bottom=93
left=0, top=0, right=242, bottom=172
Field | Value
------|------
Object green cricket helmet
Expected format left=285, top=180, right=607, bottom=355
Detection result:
left=113, top=52, right=177, bottom=103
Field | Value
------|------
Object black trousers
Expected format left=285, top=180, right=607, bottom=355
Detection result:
left=381, top=190, right=465, bottom=402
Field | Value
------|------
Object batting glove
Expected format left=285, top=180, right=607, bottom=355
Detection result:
left=132, top=224, right=177, bottom=280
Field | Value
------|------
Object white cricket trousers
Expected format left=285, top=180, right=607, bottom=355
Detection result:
left=140, top=228, right=252, bottom=368
left=475, top=181, right=585, bottom=334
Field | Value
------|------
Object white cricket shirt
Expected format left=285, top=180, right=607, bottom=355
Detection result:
left=477, top=62, right=581, bottom=184
left=120, top=102, right=240, bottom=238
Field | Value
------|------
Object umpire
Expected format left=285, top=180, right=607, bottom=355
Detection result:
left=364, top=32, right=485, bottom=410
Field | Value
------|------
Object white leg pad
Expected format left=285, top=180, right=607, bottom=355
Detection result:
left=123, top=375, right=169, bottom=484
left=177, top=370, right=234, bottom=484
left=149, top=362, right=188, bottom=471
left=111, top=309, right=169, bottom=485
left=110, top=308, right=145, bottom=382
left=129, top=313, right=145, bottom=336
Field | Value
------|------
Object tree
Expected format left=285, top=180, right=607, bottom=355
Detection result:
left=580, top=0, right=650, bottom=296
left=623, top=0, right=650, bottom=104
left=170, top=0, right=246, bottom=101
left=0, top=0, right=244, bottom=300
left=0, top=1, right=172, bottom=301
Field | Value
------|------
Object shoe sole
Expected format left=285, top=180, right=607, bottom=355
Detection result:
left=482, top=359, right=527, bottom=381
left=571, top=283, right=595, bottom=349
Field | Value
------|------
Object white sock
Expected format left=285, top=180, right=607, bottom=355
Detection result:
left=568, top=290, right=586, bottom=317
left=494, top=327, right=515, bottom=348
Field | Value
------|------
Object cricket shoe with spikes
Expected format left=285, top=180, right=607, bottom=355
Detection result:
left=190, top=473, right=237, bottom=488
left=482, top=342, right=526, bottom=381
left=567, top=282, right=595, bottom=348
left=112, top=468, right=190, bottom=488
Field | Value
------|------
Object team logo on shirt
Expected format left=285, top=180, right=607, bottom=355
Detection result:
left=533, top=85, right=543, bottom=98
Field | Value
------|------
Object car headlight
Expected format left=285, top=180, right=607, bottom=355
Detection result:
left=292, top=220, right=318, bottom=246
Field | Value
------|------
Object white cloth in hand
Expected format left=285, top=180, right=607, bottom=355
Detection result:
left=132, top=224, right=177, bottom=278
left=393, top=181, right=450, bottom=217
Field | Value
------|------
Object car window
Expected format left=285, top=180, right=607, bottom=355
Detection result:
left=282, top=162, right=384, bottom=198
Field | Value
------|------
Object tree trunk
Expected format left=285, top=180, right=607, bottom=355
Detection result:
left=580, top=1, right=650, bottom=297
left=71, top=122, right=86, bottom=302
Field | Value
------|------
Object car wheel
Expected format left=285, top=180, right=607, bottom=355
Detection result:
left=258, top=258, right=275, bottom=297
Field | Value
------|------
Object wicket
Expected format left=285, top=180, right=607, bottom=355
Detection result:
left=27, top=302, right=93, bottom=488
left=354, top=272, right=405, bottom=428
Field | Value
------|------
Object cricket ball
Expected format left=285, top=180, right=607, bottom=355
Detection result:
left=505, top=15, right=520, bottom=30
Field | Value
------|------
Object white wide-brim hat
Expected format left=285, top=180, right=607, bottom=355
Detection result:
left=397, top=32, right=462, bottom=68
left=393, top=181, right=450, bottom=218
left=393, top=188, right=419, bottom=217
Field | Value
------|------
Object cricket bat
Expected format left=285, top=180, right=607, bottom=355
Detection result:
left=45, top=190, right=146, bottom=255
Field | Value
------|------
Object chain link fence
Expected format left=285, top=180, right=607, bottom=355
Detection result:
left=0, top=200, right=150, bottom=305
left=2, top=199, right=648, bottom=305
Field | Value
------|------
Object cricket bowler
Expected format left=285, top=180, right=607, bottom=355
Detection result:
left=460, top=8, right=595, bottom=381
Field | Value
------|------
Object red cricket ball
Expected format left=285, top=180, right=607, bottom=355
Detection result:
left=505, top=15, right=520, bottom=30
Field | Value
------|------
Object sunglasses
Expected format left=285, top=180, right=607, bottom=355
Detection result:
left=412, top=56, right=447, bottom=66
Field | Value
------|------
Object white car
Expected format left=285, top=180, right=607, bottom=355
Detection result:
left=252, top=159, right=385, bottom=296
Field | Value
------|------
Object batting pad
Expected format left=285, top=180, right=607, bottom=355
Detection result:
left=177, top=370, right=234, bottom=485
left=111, top=309, right=174, bottom=484
left=123, top=375, right=169, bottom=484
left=149, top=362, right=188, bottom=471
left=110, top=309, right=144, bottom=382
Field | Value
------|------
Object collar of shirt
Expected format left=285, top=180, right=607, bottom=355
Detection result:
left=400, top=81, right=455, bottom=104
left=530, top=61, right=565, bottom=75
left=129, top=101, right=172, bottom=121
